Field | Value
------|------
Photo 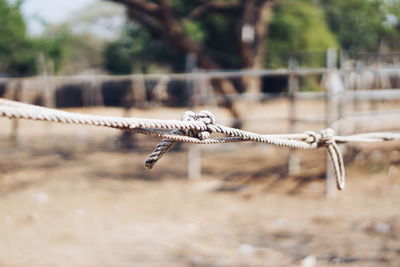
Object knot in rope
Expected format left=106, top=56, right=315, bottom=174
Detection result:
left=144, top=110, right=216, bottom=169
left=305, top=128, right=335, bottom=147
left=304, top=130, right=319, bottom=147
left=320, top=128, right=335, bottom=145
left=181, top=110, right=216, bottom=140
left=306, top=128, right=345, bottom=190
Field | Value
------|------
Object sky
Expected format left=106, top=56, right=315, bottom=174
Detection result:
left=20, top=0, right=96, bottom=34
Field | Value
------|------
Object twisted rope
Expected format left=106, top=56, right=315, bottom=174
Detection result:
left=1, top=98, right=399, bottom=190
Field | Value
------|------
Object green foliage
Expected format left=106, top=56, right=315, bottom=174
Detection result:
left=0, top=0, right=70, bottom=75
left=104, top=7, right=243, bottom=73
left=0, top=0, right=35, bottom=74
left=382, top=1, right=400, bottom=48
left=321, top=0, right=400, bottom=54
left=104, top=22, right=186, bottom=74
left=34, top=27, right=72, bottom=73
left=182, top=20, right=205, bottom=44
left=267, top=0, right=338, bottom=68
left=107, top=0, right=400, bottom=74
left=104, top=42, right=133, bottom=74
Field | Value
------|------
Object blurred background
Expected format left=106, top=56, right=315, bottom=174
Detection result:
left=0, top=0, right=400, bottom=266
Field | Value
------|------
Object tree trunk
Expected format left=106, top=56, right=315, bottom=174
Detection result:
left=239, top=0, right=275, bottom=94
left=109, top=0, right=275, bottom=128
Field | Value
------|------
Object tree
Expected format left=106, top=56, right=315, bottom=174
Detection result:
left=321, top=0, right=400, bottom=55
left=107, top=0, right=277, bottom=126
left=0, top=0, right=35, bottom=75
left=0, top=0, right=71, bottom=75
left=267, top=0, right=337, bottom=68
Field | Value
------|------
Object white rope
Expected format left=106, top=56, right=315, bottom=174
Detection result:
left=1, top=98, right=399, bottom=190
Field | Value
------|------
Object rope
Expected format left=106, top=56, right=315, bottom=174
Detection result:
left=305, top=129, right=345, bottom=189
left=1, top=98, right=400, bottom=190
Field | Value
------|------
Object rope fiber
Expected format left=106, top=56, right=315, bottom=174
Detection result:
left=1, top=98, right=399, bottom=190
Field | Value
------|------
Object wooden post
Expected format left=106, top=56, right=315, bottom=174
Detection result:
left=188, top=144, right=201, bottom=180
left=353, top=67, right=363, bottom=133
left=288, top=58, right=299, bottom=175
left=152, top=76, right=169, bottom=106
left=83, top=82, right=91, bottom=107
left=339, top=49, right=348, bottom=69
left=133, top=75, right=147, bottom=109
left=337, top=58, right=349, bottom=140
left=369, top=70, right=380, bottom=112
left=325, top=48, right=338, bottom=197
left=337, top=73, right=348, bottom=169
left=91, top=76, right=103, bottom=107
left=118, top=77, right=136, bottom=149
left=37, top=52, right=55, bottom=108
left=186, top=53, right=202, bottom=180
left=324, top=76, right=336, bottom=197
left=10, top=80, right=21, bottom=144
left=203, top=77, right=218, bottom=108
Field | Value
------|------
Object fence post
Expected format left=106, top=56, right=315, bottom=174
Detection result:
left=288, top=58, right=300, bottom=175
left=10, top=80, right=22, bottom=144
left=37, top=52, right=55, bottom=108
left=91, top=76, right=103, bottom=107
left=325, top=48, right=338, bottom=197
left=338, top=60, right=349, bottom=142
left=186, top=53, right=202, bottom=180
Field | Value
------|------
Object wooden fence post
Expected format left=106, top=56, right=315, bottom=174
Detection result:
left=36, top=52, right=55, bottom=108
left=91, top=76, right=103, bottom=107
left=288, top=58, right=300, bottom=175
left=186, top=53, right=202, bottom=180
left=337, top=63, right=349, bottom=153
left=10, top=80, right=22, bottom=144
left=325, top=48, right=338, bottom=197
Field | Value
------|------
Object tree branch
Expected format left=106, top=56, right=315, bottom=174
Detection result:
left=237, top=0, right=274, bottom=68
left=126, top=9, right=163, bottom=39
left=109, top=0, right=160, bottom=17
left=253, top=0, right=275, bottom=68
left=109, top=0, right=244, bottom=124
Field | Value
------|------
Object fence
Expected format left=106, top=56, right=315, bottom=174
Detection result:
left=1, top=65, right=400, bottom=197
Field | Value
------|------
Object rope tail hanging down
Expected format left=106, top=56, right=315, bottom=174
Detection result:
left=0, top=98, right=400, bottom=190
left=304, top=129, right=345, bottom=189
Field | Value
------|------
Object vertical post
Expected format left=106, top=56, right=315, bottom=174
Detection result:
left=204, top=77, right=218, bottom=107
left=353, top=64, right=363, bottom=133
left=339, top=50, right=348, bottom=69
left=186, top=53, right=201, bottom=180
left=10, top=80, right=21, bottom=144
left=325, top=85, right=336, bottom=197
left=338, top=61, right=348, bottom=136
left=199, top=76, right=208, bottom=108
left=91, top=76, right=103, bottom=107
left=325, top=48, right=338, bottom=197
left=37, top=52, right=55, bottom=108
left=152, top=76, right=169, bottom=106
left=46, top=61, right=55, bottom=108
left=132, top=74, right=147, bottom=109
left=369, top=71, right=378, bottom=113
left=288, top=58, right=299, bottom=175
left=188, top=143, right=201, bottom=180
left=119, top=76, right=136, bottom=149
left=81, top=80, right=89, bottom=107
left=326, top=48, right=337, bottom=69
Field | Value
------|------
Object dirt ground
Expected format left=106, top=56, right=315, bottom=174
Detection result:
left=0, top=100, right=399, bottom=267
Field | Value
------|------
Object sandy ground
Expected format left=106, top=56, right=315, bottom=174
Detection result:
left=0, top=99, right=399, bottom=267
